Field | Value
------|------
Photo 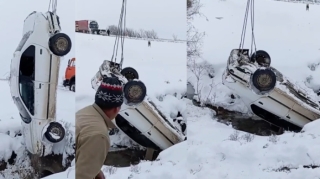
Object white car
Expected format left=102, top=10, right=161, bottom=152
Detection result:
left=9, top=11, right=72, bottom=156
left=99, top=29, right=107, bottom=36
left=91, top=60, right=186, bottom=150
left=222, top=49, right=320, bottom=130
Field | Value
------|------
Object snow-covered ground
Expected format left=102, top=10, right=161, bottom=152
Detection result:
left=187, top=100, right=320, bottom=179
left=0, top=0, right=75, bottom=178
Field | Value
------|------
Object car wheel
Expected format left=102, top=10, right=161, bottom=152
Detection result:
left=69, top=80, right=75, bottom=92
left=49, top=33, right=72, bottom=56
left=121, top=67, right=139, bottom=81
left=251, top=68, right=277, bottom=92
left=44, top=122, right=65, bottom=143
left=124, top=80, right=147, bottom=104
left=251, top=50, right=271, bottom=67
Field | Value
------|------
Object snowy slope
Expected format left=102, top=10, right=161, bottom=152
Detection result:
left=0, top=0, right=75, bottom=178
left=189, top=0, right=320, bottom=111
left=75, top=32, right=187, bottom=147
left=187, top=100, right=320, bottom=179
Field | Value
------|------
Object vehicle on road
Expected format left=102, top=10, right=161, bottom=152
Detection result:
left=75, top=20, right=99, bottom=34
left=63, top=58, right=76, bottom=92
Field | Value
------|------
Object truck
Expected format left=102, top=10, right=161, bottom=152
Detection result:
left=75, top=20, right=100, bottom=34
left=63, top=58, right=76, bottom=92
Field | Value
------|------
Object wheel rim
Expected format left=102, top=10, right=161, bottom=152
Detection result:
left=128, top=85, right=143, bottom=100
left=124, top=71, right=136, bottom=80
left=50, top=127, right=62, bottom=139
left=256, top=55, right=270, bottom=66
left=256, top=74, right=272, bottom=88
left=55, top=37, right=68, bottom=52
left=71, top=84, right=75, bottom=91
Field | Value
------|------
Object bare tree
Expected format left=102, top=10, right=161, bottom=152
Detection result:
left=187, top=0, right=206, bottom=60
left=106, top=25, right=159, bottom=39
left=145, top=29, right=158, bottom=39
left=187, top=58, right=215, bottom=105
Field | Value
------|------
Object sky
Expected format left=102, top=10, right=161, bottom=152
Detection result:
left=76, top=0, right=186, bottom=40
left=0, top=0, right=75, bottom=78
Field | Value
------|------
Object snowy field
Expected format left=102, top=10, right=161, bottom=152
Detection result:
left=0, top=0, right=75, bottom=178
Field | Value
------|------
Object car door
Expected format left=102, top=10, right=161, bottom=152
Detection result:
left=118, top=104, right=153, bottom=133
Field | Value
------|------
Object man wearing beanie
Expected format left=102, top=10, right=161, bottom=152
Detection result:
left=75, top=77, right=124, bottom=179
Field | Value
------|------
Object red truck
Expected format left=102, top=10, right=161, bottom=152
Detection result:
left=75, top=20, right=100, bottom=34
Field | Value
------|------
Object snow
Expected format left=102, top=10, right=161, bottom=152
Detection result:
left=187, top=100, right=320, bottom=179
left=188, top=0, right=320, bottom=112
left=43, top=142, right=188, bottom=179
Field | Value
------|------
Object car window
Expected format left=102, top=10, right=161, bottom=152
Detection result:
left=16, top=31, right=32, bottom=52
left=71, top=60, right=76, bottom=66
left=13, top=97, right=32, bottom=124
left=89, top=21, right=99, bottom=28
left=19, top=45, right=35, bottom=116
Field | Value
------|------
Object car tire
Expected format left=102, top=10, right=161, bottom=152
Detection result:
left=44, top=122, right=66, bottom=143
left=69, top=79, right=75, bottom=92
left=251, top=68, right=277, bottom=93
left=124, top=80, right=147, bottom=104
left=251, top=50, right=271, bottom=67
left=121, top=67, right=139, bottom=81
left=49, top=33, right=72, bottom=57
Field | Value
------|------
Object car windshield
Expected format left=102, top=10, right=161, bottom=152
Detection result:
left=15, top=31, right=32, bottom=52
left=89, top=22, right=99, bottom=28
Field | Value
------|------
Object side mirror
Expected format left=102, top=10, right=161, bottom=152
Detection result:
left=67, top=59, right=71, bottom=66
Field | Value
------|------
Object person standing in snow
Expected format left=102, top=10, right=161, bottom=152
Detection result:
left=148, top=40, right=151, bottom=47
left=107, top=29, right=110, bottom=36
left=75, top=77, right=124, bottom=179
left=306, top=4, right=309, bottom=11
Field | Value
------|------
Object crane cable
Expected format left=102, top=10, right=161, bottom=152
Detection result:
left=111, top=0, right=127, bottom=69
left=48, top=0, right=58, bottom=13
left=239, top=0, right=257, bottom=55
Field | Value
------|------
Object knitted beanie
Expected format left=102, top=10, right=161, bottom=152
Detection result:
left=95, top=77, right=124, bottom=109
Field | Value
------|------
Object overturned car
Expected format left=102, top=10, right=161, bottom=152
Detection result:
left=9, top=11, right=72, bottom=156
left=222, top=49, right=320, bottom=130
left=91, top=60, right=186, bottom=150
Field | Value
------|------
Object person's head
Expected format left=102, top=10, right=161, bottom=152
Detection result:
left=95, top=77, right=124, bottom=119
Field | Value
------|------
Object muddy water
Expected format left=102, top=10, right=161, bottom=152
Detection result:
left=216, top=114, right=284, bottom=136
left=192, top=99, right=285, bottom=136
left=105, top=147, right=159, bottom=167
